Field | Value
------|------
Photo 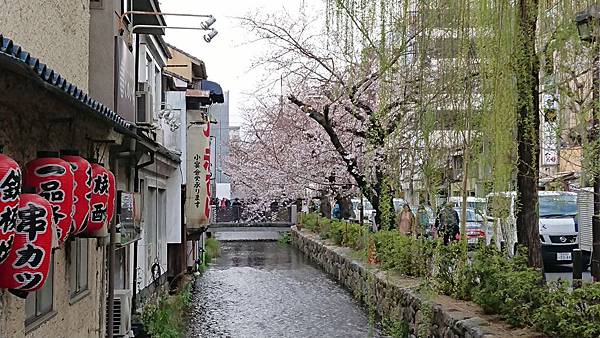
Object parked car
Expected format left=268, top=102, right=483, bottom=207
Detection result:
left=454, top=207, right=486, bottom=248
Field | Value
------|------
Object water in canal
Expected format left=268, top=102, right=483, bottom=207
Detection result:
left=186, top=241, right=381, bottom=338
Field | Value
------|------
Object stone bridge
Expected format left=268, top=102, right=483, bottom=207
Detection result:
left=208, top=222, right=293, bottom=241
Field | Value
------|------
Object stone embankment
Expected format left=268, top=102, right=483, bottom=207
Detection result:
left=291, top=227, right=539, bottom=338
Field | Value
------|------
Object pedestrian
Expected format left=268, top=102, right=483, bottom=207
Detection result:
left=435, top=204, right=460, bottom=245
left=225, top=198, right=231, bottom=208
left=220, top=198, right=226, bottom=210
left=396, top=204, right=416, bottom=236
left=332, top=201, right=341, bottom=219
left=416, top=205, right=430, bottom=238
left=340, top=196, right=352, bottom=220
left=232, top=198, right=242, bottom=223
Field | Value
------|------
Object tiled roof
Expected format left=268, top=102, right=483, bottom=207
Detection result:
left=0, top=34, right=133, bottom=130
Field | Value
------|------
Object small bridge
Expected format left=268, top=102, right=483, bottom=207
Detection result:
left=208, top=222, right=294, bottom=241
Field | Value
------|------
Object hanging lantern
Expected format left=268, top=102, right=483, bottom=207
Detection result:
left=24, top=151, right=74, bottom=243
left=0, top=194, right=53, bottom=291
left=106, top=170, right=116, bottom=225
left=60, top=150, right=92, bottom=235
left=0, top=148, right=21, bottom=265
left=86, top=162, right=109, bottom=234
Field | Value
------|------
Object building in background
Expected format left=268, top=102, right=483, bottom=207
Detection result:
left=209, top=91, right=231, bottom=200
left=165, top=43, right=224, bottom=280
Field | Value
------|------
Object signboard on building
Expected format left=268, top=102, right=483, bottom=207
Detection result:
left=185, top=110, right=211, bottom=228
left=115, top=37, right=136, bottom=122
left=116, top=190, right=141, bottom=245
left=542, top=93, right=559, bottom=166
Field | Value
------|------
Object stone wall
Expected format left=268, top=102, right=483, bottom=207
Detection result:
left=291, top=227, right=536, bottom=338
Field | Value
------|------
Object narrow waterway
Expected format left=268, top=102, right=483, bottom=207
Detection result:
left=186, top=241, right=381, bottom=338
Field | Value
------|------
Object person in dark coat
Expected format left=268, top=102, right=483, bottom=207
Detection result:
left=435, top=204, right=460, bottom=245
left=232, top=198, right=242, bottom=223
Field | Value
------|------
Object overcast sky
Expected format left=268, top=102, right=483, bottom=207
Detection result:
left=161, top=0, right=324, bottom=127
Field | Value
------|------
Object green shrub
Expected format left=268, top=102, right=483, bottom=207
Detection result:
left=141, top=283, right=192, bottom=338
left=278, top=231, right=291, bottom=245
left=300, top=213, right=600, bottom=336
left=533, top=282, right=600, bottom=337
left=205, top=237, right=220, bottom=264
left=372, top=231, right=436, bottom=277
left=300, top=213, right=320, bottom=232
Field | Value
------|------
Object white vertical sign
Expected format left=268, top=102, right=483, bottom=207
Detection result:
left=185, top=110, right=211, bottom=227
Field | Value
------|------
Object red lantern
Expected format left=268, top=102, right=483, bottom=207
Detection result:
left=106, top=170, right=116, bottom=224
left=0, top=194, right=53, bottom=291
left=0, top=151, right=20, bottom=265
left=86, top=163, right=109, bottom=233
left=24, top=151, right=74, bottom=243
left=60, top=151, right=92, bottom=235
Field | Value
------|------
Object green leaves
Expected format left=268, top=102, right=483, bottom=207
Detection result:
left=141, top=283, right=193, bottom=338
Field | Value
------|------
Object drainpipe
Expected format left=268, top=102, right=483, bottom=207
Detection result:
left=131, top=151, right=154, bottom=316
left=107, top=140, right=136, bottom=338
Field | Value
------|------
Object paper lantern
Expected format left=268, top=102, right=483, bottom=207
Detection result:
left=24, top=151, right=74, bottom=243
left=106, top=170, right=116, bottom=224
left=0, top=152, right=21, bottom=265
left=60, top=151, right=92, bottom=235
left=86, top=163, right=109, bottom=233
left=0, top=194, right=53, bottom=291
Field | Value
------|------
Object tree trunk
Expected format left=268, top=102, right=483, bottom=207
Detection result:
left=461, top=151, right=469, bottom=247
left=373, top=167, right=395, bottom=231
left=515, top=0, right=543, bottom=269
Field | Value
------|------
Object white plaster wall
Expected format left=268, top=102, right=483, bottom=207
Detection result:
left=166, top=168, right=182, bottom=244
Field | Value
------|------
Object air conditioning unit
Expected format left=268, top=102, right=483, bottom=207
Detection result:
left=110, top=289, right=132, bottom=337
left=136, top=83, right=154, bottom=125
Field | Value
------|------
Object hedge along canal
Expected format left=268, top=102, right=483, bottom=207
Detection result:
left=291, top=227, right=540, bottom=338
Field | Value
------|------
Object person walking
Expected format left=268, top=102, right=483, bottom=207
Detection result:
left=332, top=201, right=341, bottom=219
left=232, top=198, right=242, bottom=223
left=436, top=204, right=460, bottom=245
left=416, top=205, right=430, bottom=238
left=396, top=204, right=416, bottom=236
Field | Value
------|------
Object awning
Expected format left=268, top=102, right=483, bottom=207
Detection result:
left=131, top=0, right=166, bottom=35
left=201, top=80, right=224, bottom=103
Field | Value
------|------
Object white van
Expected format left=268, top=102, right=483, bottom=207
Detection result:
left=448, top=196, right=487, bottom=215
left=485, top=191, right=578, bottom=268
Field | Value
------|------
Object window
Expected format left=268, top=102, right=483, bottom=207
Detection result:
left=115, top=247, right=128, bottom=290
left=25, top=255, right=54, bottom=325
left=90, top=0, right=103, bottom=9
left=69, top=238, right=89, bottom=299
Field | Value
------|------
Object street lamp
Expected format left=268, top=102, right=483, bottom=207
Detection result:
left=576, top=5, right=600, bottom=282
left=204, top=29, right=218, bottom=43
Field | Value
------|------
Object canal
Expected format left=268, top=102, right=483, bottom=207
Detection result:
left=186, top=241, right=381, bottom=337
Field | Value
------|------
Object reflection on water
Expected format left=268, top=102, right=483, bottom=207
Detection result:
left=186, top=241, right=380, bottom=338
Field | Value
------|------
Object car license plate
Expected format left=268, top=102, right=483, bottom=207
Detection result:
left=557, top=252, right=572, bottom=261
left=468, top=238, right=477, bottom=244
